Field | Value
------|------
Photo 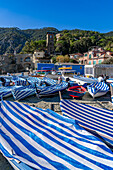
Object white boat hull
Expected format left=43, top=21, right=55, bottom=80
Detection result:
left=89, top=91, right=108, bottom=98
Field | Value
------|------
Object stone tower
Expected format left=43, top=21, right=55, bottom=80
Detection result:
left=46, top=32, right=54, bottom=54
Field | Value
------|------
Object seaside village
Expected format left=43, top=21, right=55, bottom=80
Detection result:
left=1, top=32, right=113, bottom=170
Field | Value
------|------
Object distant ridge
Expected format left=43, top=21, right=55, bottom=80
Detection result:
left=0, top=27, right=112, bottom=55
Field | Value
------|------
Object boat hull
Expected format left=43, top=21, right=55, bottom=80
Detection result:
left=67, top=85, right=86, bottom=98
left=88, top=91, right=108, bottom=98
left=87, top=82, right=109, bottom=98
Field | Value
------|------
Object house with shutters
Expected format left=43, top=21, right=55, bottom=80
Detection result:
left=79, top=46, right=113, bottom=65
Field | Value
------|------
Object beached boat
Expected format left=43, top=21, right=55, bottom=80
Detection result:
left=110, top=83, right=113, bottom=106
left=42, top=77, right=57, bottom=86
left=60, top=99, right=113, bottom=146
left=87, top=82, right=109, bottom=98
left=1, top=100, right=113, bottom=170
left=37, top=82, right=68, bottom=97
left=69, top=75, right=98, bottom=85
left=30, top=74, right=45, bottom=78
left=12, top=85, right=36, bottom=100
left=106, top=78, right=113, bottom=84
left=0, top=85, right=23, bottom=99
left=67, top=85, right=86, bottom=98
left=27, top=77, right=42, bottom=86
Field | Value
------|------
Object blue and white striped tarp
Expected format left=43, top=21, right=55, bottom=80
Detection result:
left=38, top=82, right=68, bottom=97
left=12, top=86, right=36, bottom=100
left=60, top=99, right=113, bottom=147
left=110, top=83, right=113, bottom=106
left=42, top=77, right=57, bottom=85
left=14, top=77, right=28, bottom=86
left=0, top=86, right=23, bottom=99
left=87, top=82, right=109, bottom=98
left=0, top=81, right=3, bottom=87
left=0, top=100, right=113, bottom=169
left=27, top=77, right=42, bottom=86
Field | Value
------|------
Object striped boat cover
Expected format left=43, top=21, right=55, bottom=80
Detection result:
left=60, top=99, right=113, bottom=146
left=12, top=86, right=36, bottom=100
left=14, top=78, right=28, bottom=86
left=42, top=77, right=57, bottom=85
left=0, top=86, right=22, bottom=98
left=27, top=77, right=42, bottom=86
left=110, top=83, right=113, bottom=105
left=73, top=76, right=98, bottom=84
left=38, top=82, right=68, bottom=96
left=0, top=100, right=113, bottom=169
left=87, top=82, right=109, bottom=95
left=0, top=87, right=12, bottom=98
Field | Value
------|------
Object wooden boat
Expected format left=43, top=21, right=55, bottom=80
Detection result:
left=67, top=85, right=86, bottom=98
left=70, top=76, right=98, bottom=85
left=37, top=82, right=68, bottom=97
left=30, top=74, right=45, bottom=78
left=110, top=83, right=113, bottom=107
left=87, top=82, right=109, bottom=98
left=12, top=85, right=36, bottom=100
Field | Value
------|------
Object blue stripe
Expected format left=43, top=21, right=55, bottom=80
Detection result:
left=1, top=105, right=92, bottom=169
left=60, top=100, right=113, bottom=145
left=1, top=100, right=113, bottom=170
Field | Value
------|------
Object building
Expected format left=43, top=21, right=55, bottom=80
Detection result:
left=55, top=63, right=84, bottom=75
left=85, top=64, right=113, bottom=78
left=46, top=32, right=54, bottom=54
left=33, top=51, right=51, bottom=69
left=16, top=53, right=33, bottom=71
left=79, top=46, right=113, bottom=65
left=55, top=33, right=63, bottom=41
left=0, top=53, right=34, bottom=74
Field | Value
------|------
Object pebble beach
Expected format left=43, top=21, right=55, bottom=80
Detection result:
left=0, top=84, right=113, bottom=169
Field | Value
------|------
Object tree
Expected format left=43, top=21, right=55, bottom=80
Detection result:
left=102, top=57, right=113, bottom=64
left=55, top=40, right=70, bottom=55
left=22, top=41, right=33, bottom=53
left=56, top=55, right=64, bottom=63
left=64, top=55, right=70, bottom=62
left=37, top=40, right=46, bottom=51
left=51, top=56, right=57, bottom=63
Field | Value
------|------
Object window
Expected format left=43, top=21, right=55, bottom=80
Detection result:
left=85, top=53, right=87, bottom=56
left=86, top=67, right=93, bottom=74
left=20, top=58, right=23, bottom=62
left=24, top=57, right=30, bottom=62
left=93, top=60, right=96, bottom=65
left=98, top=60, right=102, bottom=64
left=89, top=54, right=91, bottom=59
left=89, top=61, right=91, bottom=65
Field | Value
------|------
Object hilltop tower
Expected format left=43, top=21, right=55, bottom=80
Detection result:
left=46, top=32, right=54, bottom=54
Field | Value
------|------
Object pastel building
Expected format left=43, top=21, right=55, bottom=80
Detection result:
left=79, top=47, right=113, bottom=65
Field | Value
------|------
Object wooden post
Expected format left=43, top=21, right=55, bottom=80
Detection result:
left=110, top=84, right=113, bottom=96
left=59, top=91, right=62, bottom=100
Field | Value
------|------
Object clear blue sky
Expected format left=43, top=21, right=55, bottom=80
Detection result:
left=0, top=0, right=113, bottom=33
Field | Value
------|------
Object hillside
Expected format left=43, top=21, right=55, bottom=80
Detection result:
left=0, top=27, right=112, bottom=55
left=0, top=27, right=59, bottom=55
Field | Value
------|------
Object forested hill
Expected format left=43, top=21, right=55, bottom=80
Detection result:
left=0, top=27, right=113, bottom=55
left=0, top=27, right=59, bottom=55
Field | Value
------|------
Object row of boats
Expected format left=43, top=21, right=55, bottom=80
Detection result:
left=0, top=74, right=112, bottom=100
left=0, top=74, right=113, bottom=170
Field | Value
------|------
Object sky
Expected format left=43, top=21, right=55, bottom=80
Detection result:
left=0, top=0, right=113, bottom=33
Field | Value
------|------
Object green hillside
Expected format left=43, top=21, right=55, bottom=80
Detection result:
left=0, top=27, right=113, bottom=55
